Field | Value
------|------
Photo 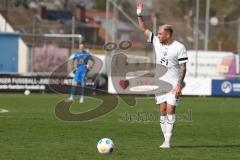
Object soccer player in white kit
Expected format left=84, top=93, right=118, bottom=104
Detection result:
left=137, top=2, right=188, bottom=148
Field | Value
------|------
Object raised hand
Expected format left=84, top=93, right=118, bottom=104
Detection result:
left=137, top=1, right=151, bottom=38
left=137, top=1, right=143, bottom=16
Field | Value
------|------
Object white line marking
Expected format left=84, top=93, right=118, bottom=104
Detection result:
left=0, top=108, right=9, bottom=113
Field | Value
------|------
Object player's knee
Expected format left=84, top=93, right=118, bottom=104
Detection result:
left=72, top=81, right=78, bottom=86
left=166, top=105, right=176, bottom=114
left=167, top=114, right=176, bottom=124
left=160, top=115, right=167, bottom=123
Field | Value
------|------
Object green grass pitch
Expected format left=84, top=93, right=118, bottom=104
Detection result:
left=0, top=93, right=240, bottom=160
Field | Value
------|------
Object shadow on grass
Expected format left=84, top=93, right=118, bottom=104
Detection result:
left=173, top=144, right=240, bottom=148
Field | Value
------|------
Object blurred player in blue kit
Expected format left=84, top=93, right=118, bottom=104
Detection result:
left=68, top=42, right=95, bottom=103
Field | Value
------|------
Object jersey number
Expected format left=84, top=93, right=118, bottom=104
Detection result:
left=78, top=58, right=85, bottom=64
left=160, top=57, right=168, bottom=66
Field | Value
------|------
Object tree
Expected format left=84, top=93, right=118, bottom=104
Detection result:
left=93, top=0, right=106, bottom=11
left=209, top=27, right=236, bottom=51
left=14, top=0, right=29, bottom=9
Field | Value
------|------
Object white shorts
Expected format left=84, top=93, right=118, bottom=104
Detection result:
left=155, top=91, right=179, bottom=106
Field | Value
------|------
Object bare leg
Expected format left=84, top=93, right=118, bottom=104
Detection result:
left=69, top=80, right=79, bottom=100
left=159, top=102, right=167, bottom=116
left=79, top=82, right=85, bottom=103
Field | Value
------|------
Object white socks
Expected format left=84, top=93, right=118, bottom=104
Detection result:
left=160, top=114, right=176, bottom=145
left=160, top=115, right=167, bottom=140
left=79, top=96, right=84, bottom=103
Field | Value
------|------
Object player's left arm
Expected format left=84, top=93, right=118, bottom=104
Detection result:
left=87, top=53, right=96, bottom=70
left=88, top=59, right=95, bottom=70
left=174, top=45, right=188, bottom=98
left=178, top=63, right=186, bottom=87
left=174, top=63, right=186, bottom=98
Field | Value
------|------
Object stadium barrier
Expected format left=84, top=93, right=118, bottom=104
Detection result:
left=212, top=79, right=240, bottom=96
left=0, top=74, right=95, bottom=94
left=1, top=73, right=240, bottom=97
left=182, top=77, right=212, bottom=96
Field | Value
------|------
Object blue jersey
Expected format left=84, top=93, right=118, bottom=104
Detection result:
left=73, top=50, right=93, bottom=70
left=72, top=50, right=93, bottom=83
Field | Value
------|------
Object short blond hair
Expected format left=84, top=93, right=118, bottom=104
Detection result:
left=160, top=24, right=173, bottom=35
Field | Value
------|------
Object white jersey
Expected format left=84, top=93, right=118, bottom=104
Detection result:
left=148, top=32, right=188, bottom=86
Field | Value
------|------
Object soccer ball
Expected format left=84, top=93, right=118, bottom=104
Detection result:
left=24, top=90, right=30, bottom=96
left=97, top=138, right=114, bottom=154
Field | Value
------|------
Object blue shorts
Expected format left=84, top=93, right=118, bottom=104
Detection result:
left=73, top=69, right=87, bottom=84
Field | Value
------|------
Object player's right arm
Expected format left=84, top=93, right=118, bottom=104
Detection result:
left=69, top=53, right=77, bottom=73
left=137, top=1, right=151, bottom=38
